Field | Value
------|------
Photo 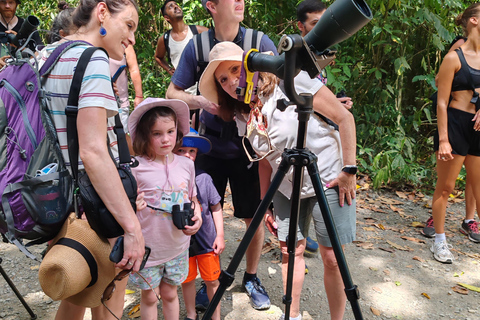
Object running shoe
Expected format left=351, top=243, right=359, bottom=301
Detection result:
left=430, top=240, right=454, bottom=264
left=421, top=216, right=435, bottom=238
left=242, top=277, right=271, bottom=310
left=460, top=220, right=480, bottom=243
left=305, top=236, right=319, bottom=254
left=195, top=282, right=209, bottom=312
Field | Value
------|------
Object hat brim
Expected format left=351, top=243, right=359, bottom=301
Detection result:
left=198, top=54, right=243, bottom=105
left=39, top=213, right=115, bottom=308
left=128, top=98, right=190, bottom=142
left=182, top=135, right=212, bottom=154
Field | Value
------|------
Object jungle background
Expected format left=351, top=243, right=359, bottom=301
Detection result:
left=18, top=0, right=476, bottom=192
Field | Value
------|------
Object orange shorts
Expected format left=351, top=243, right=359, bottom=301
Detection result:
left=184, top=251, right=221, bottom=283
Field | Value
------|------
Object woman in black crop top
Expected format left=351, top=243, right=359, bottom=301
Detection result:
left=430, top=3, right=480, bottom=264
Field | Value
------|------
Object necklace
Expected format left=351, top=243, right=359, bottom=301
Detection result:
left=0, top=14, right=17, bottom=30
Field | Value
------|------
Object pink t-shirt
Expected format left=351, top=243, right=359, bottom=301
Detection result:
left=132, top=154, right=196, bottom=266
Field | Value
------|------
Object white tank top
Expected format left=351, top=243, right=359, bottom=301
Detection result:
left=168, top=26, right=197, bottom=95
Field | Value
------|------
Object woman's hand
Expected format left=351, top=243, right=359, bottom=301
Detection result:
left=264, top=209, right=278, bottom=237
left=326, top=171, right=356, bottom=207
left=212, top=235, right=225, bottom=255
left=473, top=109, right=480, bottom=132
left=437, top=141, right=453, bottom=161
left=337, top=97, right=353, bottom=109
left=134, top=96, right=143, bottom=108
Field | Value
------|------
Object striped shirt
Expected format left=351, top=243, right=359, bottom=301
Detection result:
left=38, top=42, right=119, bottom=170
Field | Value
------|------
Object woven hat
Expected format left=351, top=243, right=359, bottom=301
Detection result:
left=198, top=42, right=244, bottom=104
left=38, top=213, right=115, bottom=308
left=181, top=127, right=212, bottom=154
left=128, top=97, right=190, bottom=142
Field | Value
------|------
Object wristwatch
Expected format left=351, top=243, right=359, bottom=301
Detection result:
left=341, top=165, right=357, bottom=175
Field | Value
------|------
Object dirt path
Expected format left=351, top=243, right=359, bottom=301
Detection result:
left=1, top=188, right=480, bottom=319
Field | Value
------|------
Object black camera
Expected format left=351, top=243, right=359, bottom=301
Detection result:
left=1, top=15, right=40, bottom=57
left=172, top=202, right=195, bottom=230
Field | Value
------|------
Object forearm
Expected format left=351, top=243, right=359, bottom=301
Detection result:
left=211, top=203, right=224, bottom=238
left=156, top=57, right=172, bottom=73
left=258, top=158, right=272, bottom=199
left=336, top=111, right=357, bottom=166
left=166, top=82, right=201, bottom=110
left=437, top=102, right=449, bottom=142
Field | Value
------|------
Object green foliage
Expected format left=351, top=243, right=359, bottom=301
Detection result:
left=15, top=0, right=474, bottom=190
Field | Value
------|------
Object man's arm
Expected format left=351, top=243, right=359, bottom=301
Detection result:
left=125, top=45, right=143, bottom=108
left=154, top=34, right=174, bottom=76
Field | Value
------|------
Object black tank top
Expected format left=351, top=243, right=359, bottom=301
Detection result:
left=451, top=48, right=480, bottom=92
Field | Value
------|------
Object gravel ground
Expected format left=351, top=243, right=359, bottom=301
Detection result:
left=2, top=188, right=480, bottom=320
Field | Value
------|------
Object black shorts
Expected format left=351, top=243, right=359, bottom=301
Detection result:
left=434, top=107, right=480, bottom=156
left=195, top=153, right=260, bottom=219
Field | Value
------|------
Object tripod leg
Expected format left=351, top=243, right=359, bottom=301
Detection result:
left=0, top=258, right=37, bottom=320
left=306, top=162, right=363, bottom=320
left=282, top=162, right=305, bottom=320
left=201, top=158, right=291, bottom=320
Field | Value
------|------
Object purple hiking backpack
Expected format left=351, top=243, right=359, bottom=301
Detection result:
left=0, top=41, right=86, bottom=259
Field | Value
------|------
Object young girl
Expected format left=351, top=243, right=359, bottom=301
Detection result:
left=127, top=97, right=203, bottom=320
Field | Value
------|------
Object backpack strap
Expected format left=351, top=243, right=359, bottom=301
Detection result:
left=455, top=48, right=480, bottom=110
left=164, top=30, right=172, bottom=64
left=66, top=47, right=131, bottom=184
left=39, top=40, right=91, bottom=77
left=189, top=25, right=199, bottom=35
left=243, top=29, right=263, bottom=51
left=193, top=30, right=214, bottom=81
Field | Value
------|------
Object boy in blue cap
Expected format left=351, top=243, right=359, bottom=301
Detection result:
left=176, top=128, right=224, bottom=320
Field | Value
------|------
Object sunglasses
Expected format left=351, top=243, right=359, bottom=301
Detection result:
left=101, top=269, right=161, bottom=320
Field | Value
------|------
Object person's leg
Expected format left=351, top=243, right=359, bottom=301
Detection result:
left=181, top=280, right=197, bottom=320
left=92, top=273, right=128, bottom=320
left=461, top=156, right=480, bottom=242
left=204, top=280, right=221, bottom=320
left=280, top=239, right=306, bottom=319
left=431, top=155, right=465, bottom=234
left=160, top=280, right=180, bottom=320
left=244, top=217, right=264, bottom=275
left=319, top=244, right=346, bottom=320
left=139, top=286, right=160, bottom=320
left=464, top=174, right=476, bottom=220
left=182, top=256, right=198, bottom=319
left=55, top=300, right=86, bottom=320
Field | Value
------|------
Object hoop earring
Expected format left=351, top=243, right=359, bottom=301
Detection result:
left=99, top=23, right=107, bottom=37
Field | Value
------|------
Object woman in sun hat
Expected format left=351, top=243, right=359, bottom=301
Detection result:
left=199, top=41, right=357, bottom=320
left=128, top=97, right=202, bottom=320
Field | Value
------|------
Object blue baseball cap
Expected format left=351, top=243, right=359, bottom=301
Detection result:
left=181, top=128, right=212, bottom=154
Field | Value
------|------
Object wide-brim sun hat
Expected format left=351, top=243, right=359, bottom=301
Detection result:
left=182, top=127, right=212, bottom=154
left=198, top=41, right=244, bottom=105
left=38, top=213, right=115, bottom=308
left=128, top=97, right=190, bottom=142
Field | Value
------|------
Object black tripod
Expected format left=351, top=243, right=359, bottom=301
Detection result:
left=201, top=35, right=362, bottom=320
left=0, top=257, right=37, bottom=319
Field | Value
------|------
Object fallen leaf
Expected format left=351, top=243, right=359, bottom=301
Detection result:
left=405, top=265, right=413, bottom=268
left=458, top=283, right=480, bottom=293
left=372, top=287, right=382, bottom=293
left=261, top=242, right=275, bottom=254
left=395, top=191, right=407, bottom=199
left=369, top=267, right=378, bottom=271
left=375, top=223, right=385, bottom=230
left=370, top=306, right=381, bottom=316
left=379, top=196, right=403, bottom=205
left=30, top=265, right=39, bottom=271
left=411, top=221, right=424, bottom=228
left=356, top=242, right=374, bottom=250
left=453, top=272, right=464, bottom=277
left=390, top=204, right=404, bottom=213
left=386, top=240, right=412, bottom=251
left=383, top=270, right=390, bottom=276
left=125, top=289, right=136, bottom=295
left=128, top=303, right=141, bottom=318
left=379, top=247, right=395, bottom=253
left=401, top=236, right=426, bottom=244
left=363, top=227, right=376, bottom=232
left=394, top=281, right=402, bottom=286
left=421, top=292, right=430, bottom=299
left=413, top=256, right=425, bottom=263
left=452, top=285, right=469, bottom=295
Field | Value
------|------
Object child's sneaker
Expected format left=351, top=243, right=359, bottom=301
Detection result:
left=460, top=220, right=480, bottom=243
left=430, top=240, right=454, bottom=264
left=421, top=216, right=435, bottom=238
